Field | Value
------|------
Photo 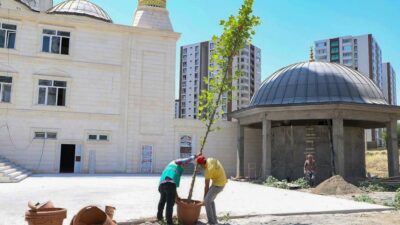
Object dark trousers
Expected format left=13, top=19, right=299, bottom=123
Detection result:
left=157, top=182, right=176, bottom=224
left=305, top=171, right=315, bottom=187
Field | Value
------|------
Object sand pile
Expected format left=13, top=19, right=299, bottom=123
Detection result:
left=312, top=175, right=362, bottom=195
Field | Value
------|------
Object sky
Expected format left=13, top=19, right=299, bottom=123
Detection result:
left=54, top=0, right=400, bottom=99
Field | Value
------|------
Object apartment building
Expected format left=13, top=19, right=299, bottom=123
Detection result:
left=315, top=34, right=383, bottom=89
left=382, top=62, right=397, bottom=105
left=315, top=34, right=387, bottom=147
left=178, top=41, right=261, bottom=120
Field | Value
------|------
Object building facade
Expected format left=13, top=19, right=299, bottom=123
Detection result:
left=178, top=41, right=261, bottom=120
left=0, top=0, right=241, bottom=176
left=314, top=34, right=383, bottom=89
left=174, top=99, right=179, bottom=118
left=315, top=34, right=387, bottom=147
left=382, top=62, right=397, bottom=105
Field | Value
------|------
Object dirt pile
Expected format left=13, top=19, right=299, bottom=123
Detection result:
left=312, top=175, right=362, bottom=195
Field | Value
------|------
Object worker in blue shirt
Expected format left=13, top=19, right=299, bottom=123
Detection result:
left=157, top=155, right=197, bottom=225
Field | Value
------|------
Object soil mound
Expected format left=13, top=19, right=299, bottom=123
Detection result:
left=312, top=175, right=362, bottom=195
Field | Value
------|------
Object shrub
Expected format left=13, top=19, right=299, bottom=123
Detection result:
left=353, top=194, right=376, bottom=204
left=292, top=177, right=311, bottom=189
left=263, top=176, right=312, bottom=189
left=359, top=181, right=387, bottom=192
left=394, top=188, right=400, bottom=209
left=263, top=176, right=289, bottom=189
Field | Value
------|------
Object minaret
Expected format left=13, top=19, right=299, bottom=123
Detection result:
left=133, top=0, right=173, bottom=31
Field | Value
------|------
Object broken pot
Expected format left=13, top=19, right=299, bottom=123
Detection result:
left=70, top=205, right=116, bottom=225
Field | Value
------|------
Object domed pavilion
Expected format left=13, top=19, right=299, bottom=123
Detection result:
left=232, top=61, right=400, bottom=183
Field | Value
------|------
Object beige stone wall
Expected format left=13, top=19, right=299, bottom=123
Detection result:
left=0, top=5, right=181, bottom=174
left=243, top=128, right=262, bottom=178
left=0, top=4, right=245, bottom=176
left=173, top=119, right=238, bottom=176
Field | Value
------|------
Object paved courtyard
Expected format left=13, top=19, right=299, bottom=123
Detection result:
left=0, top=175, right=390, bottom=225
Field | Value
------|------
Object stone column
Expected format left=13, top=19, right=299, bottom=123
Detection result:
left=236, top=125, right=245, bottom=178
left=332, top=118, right=345, bottom=177
left=386, top=119, right=399, bottom=177
left=262, top=116, right=272, bottom=179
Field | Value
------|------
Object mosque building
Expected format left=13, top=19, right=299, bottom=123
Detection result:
left=0, top=0, right=398, bottom=183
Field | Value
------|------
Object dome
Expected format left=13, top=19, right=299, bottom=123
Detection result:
left=250, top=61, right=388, bottom=107
left=47, top=0, right=112, bottom=23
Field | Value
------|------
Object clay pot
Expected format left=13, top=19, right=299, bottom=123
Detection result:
left=70, top=206, right=116, bottom=225
left=25, top=208, right=67, bottom=225
left=176, top=199, right=203, bottom=225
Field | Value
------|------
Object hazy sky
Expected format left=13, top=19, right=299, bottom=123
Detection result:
left=53, top=0, right=400, bottom=100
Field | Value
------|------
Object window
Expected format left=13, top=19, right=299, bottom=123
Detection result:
left=88, top=135, right=97, bottom=140
left=331, top=54, right=339, bottom=61
left=342, top=39, right=352, bottom=44
left=343, top=59, right=352, bottom=65
left=330, top=41, right=339, bottom=47
left=342, top=45, right=352, bottom=52
left=210, top=42, right=215, bottom=49
left=0, top=23, right=16, bottom=49
left=38, top=79, right=67, bottom=106
left=343, top=52, right=352, bottom=57
left=47, top=132, right=57, bottom=139
left=0, top=76, right=12, bottom=103
left=42, top=29, right=70, bottom=55
left=34, top=131, right=57, bottom=139
left=87, top=134, right=109, bottom=141
left=331, top=47, right=339, bottom=54
left=99, top=135, right=108, bottom=141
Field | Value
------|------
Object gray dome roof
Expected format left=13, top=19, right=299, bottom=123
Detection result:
left=47, top=0, right=112, bottom=23
left=250, top=62, right=388, bottom=107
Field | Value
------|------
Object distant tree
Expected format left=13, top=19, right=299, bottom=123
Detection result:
left=187, top=0, right=260, bottom=200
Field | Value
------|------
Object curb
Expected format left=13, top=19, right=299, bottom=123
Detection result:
left=118, top=208, right=395, bottom=225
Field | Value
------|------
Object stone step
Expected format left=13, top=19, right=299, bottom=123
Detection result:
left=0, top=168, right=18, bottom=175
left=7, top=171, right=24, bottom=178
left=12, top=172, right=31, bottom=182
left=0, top=156, right=31, bottom=183
left=0, top=165, right=13, bottom=171
left=0, top=162, right=13, bottom=167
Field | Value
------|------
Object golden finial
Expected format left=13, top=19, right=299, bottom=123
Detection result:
left=138, top=0, right=166, bottom=8
left=309, top=46, right=315, bottom=62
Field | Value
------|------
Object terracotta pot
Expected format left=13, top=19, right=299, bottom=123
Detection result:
left=176, top=199, right=203, bottom=225
left=25, top=208, right=67, bottom=225
left=70, top=206, right=116, bottom=225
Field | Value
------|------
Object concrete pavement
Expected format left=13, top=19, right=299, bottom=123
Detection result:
left=0, top=175, right=390, bottom=225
